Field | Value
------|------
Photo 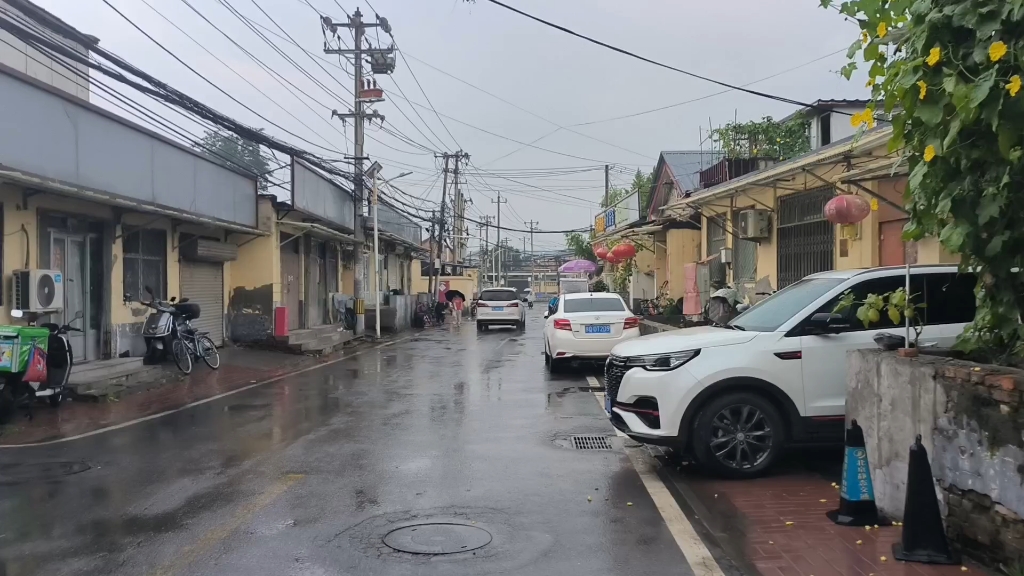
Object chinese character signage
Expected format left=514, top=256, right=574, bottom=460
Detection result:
left=839, top=447, right=875, bottom=502
left=593, top=191, right=640, bottom=236
left=594, top=214, right=606, bottom=234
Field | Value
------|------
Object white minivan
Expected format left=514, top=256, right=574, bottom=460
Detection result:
left=606, top=265, right=976, bottom=478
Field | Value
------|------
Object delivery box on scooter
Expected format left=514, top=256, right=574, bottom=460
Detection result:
left=0, top=326, right=49, bottom=373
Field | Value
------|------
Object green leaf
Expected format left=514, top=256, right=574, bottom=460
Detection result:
left=856, top=305, right=871, bottom=328
left=968, top=70, right=997, bottom=108
left=888, top=305, right=902, bottom=325
left=978, top=195, right=1004, bottom=225
left=939, top=222, right=967, bottom=252
left=819, top=0, right=832, bottom=7
left=847, top=39, right=862, bottom=59
left=943, top=115, right=962, bottom=149
left=916, top=101, right=944, bottom=125
left=986, top=232, right=1008, bottom=257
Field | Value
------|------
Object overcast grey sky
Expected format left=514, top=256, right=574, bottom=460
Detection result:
left=36, top=0, right=867, bottom=252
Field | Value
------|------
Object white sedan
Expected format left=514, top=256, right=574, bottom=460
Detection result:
left=543, top=292, right=640, bottom=371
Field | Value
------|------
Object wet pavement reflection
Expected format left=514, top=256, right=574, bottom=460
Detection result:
left=0, top=310, right=694, bottom=576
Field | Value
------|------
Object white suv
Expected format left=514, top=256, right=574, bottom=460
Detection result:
left=476, top=287, right=527, bottom=331
left=606, top=266, right=976, bottom=478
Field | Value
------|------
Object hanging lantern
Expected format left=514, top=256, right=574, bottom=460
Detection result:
left=605, top=253, right=623, bottom=264
left=824, top=194, right=871, bottom=224
left=611, top=243, right=637, bottom=260
left=594, top=245, right=610, bottom=260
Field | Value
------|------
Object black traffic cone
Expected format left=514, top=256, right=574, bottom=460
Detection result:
left=892, top=435, right=960, bottom=564
left=826, top=419, right=882, bottom=526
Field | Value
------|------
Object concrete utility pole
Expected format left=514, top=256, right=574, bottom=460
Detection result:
left=324, top=9, right=393, bottom=336
left=525, top=220, right=539, bottom=293
left=427, top=211, right=437, bottom=297
left=604, top=164, right=610, bottom=208
left=433, top=154, right=450, bottom=301
left=429, top=151, right=469, bottom=298
left=492, top=194, right=507, bottom=286
left=478, top=215, right=493, bottom=287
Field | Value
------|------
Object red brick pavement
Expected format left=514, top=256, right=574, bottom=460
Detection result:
left=0, top=345, right=362, bottom=446
left=685, top=470, right=985, bottom=576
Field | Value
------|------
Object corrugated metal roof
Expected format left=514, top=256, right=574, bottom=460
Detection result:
left=663, top=150, right=725, bottom=191
left=672, top=126, right=893, bottom=207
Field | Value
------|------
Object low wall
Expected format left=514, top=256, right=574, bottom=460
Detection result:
left=847, top=349, right=1024, bottom=565
left=639, top=319, right=678, bottom=336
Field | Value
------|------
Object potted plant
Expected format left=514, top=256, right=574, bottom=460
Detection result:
left=834, top=287, right=927, bottom=357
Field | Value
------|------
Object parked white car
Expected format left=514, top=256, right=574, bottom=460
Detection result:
left=476, top=287, right=526, bottom=331
left=606, top=265, right=976, bottom=478
left=544, top=292, right=641, bottom=371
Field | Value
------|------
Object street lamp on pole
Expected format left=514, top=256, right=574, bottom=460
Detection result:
left=366, top=162, right=412, bottom=339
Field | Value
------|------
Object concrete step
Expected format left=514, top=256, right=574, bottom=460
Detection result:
left=69, top=357, right=168, bottom=397
left=299, top=331, right=354, bottom=354
left=284, top=324, right=347, bottom=345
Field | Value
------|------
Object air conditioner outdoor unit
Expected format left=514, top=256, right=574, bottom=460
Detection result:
left=13, top=269, right=64, bottom=313
left=738, top=209, right=771, bottom=240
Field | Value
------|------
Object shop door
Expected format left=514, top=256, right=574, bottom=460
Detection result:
left=306, top=238, right=325, bottom=327
left=879, top=220, right=908, bottom=267
left=280, top=238, right=302, bottom=331
left=51, top=233, right=100, bottom=361
left=180, top=261, right=224, bottom=345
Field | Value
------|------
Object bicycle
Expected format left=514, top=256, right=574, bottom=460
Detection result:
left=169, top=313, right=220, bottom=375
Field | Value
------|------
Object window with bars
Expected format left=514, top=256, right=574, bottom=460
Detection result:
left=776, top=188, right=835, bottom=289
left=123, top=229, right=167, bottom=301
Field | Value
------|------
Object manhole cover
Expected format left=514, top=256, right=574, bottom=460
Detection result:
left=0, top=461, right=91, bottom=484
left=570, top=435, right=613, bottom=450
left=383, top=522, right=492, bottom=555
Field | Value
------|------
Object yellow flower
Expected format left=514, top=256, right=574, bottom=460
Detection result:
left=866, top=78, right=876, bottom=87
left=877, top=21, right=887, bottom=39
left=926, top=47, right=941, bottom=67
left=923, top=145, right=936, bottom=162
left=850, top=110, right=865, bottom=128
left=1009, top=75, right=1021, bottom=97
left=917, top=80, right=928, bottom=100
left=861, top=31, right=870, bottom=45
left=989, top=41, right=1008, bottom=62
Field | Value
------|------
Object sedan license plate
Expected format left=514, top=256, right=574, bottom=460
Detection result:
left=492, top=307, right=504, bottom=312
left=585, top=324, right=611, bottom=334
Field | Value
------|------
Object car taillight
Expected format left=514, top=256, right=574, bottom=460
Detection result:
left=623, top=316, right=640, bottom=329
left=508, top=302, right=519, bottom=307
left=477, top=302, right=489, bottom=307
left=553, top=319, right=572, bottom=331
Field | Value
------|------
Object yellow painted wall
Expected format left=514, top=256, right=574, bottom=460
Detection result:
left=230, top=199, right=280, bottom=305
left=916, top=237, right=960, bottom=265
left=664, top=228, right=701, bottom=300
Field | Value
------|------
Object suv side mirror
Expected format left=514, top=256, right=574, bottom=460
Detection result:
left=805, top=312, right=851, bottom=335
left=543, top=311, right=550, bottom=319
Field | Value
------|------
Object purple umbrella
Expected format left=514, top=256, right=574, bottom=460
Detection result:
left=558, top=259, right=598, bottom=274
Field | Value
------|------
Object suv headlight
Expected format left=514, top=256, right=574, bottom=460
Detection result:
left=625, top=349, right=700, bottom=371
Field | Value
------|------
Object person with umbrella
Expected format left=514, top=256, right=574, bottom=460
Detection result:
left=446, top=289, right=466, bottom=326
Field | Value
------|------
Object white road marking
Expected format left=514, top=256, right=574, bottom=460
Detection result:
left=0, top=335, right=416, bottom=448
left=585, top=374, right=600, bottom=388
left=589, top=379, right=724, bottom=576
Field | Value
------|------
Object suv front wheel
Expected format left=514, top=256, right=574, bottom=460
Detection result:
left=691, top=392, right=785, bottom=479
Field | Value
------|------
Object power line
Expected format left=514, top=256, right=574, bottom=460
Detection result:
left=476, top=0, right=854, bottom=116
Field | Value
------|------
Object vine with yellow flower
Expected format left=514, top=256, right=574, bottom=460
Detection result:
left=822, top=0, right=1024, bottom=359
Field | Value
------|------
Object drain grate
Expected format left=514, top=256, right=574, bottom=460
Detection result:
left=570, top=435, right=613, bottom=450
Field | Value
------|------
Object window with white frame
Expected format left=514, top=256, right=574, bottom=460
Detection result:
left=123, top=229, right=167, bottom=301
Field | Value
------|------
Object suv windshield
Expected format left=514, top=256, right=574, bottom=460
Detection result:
left=729, top=277, right=845, bottom=332
left=563, top=297, right=625, bottom=313
left=480, top=289, right=518, bottom=302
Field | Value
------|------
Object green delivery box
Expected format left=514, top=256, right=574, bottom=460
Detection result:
left=0, top=326, right=49, bottom=373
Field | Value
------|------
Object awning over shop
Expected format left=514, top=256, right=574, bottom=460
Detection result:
left=278, top=220, right=357, bottom=244
left=591, top=222, right=665, bottom=244
left=661, top=126, right=895, bottom=217
left=0, top=165, right=267, bottom=237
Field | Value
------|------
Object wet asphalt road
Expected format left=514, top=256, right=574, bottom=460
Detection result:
left=0, top=308, right=696, bottom=576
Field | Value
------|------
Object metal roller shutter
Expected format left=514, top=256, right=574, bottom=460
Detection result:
left=180, top=261, right=224, bottom=345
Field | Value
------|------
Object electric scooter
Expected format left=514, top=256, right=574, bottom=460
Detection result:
left=0, top=310, right=81, bottom=422
left=138, top=286, right=189, bottom=364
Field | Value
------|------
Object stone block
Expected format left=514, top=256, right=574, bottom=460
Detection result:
left=966, top=491, right=993, bottom=509
left=992, top=388, right=1021, bottom=404
left=997, top=503, right=1023, bottom=522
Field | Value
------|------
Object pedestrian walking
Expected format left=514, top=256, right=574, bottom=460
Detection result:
left=452, top=295, right=464, bottom=325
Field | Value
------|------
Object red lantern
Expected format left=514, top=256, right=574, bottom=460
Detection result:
left=611, top=243, right=637, bottom=260
left=605, top=253, right=623, bottom=264
left=595, top=245, right=610, bottom=260
left=824, top=194, right=871, bottom=224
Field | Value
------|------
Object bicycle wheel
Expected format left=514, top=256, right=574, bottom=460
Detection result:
left=198, top=335, right=220, bottom=369
left=171, top=338, right=192, bottom=374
